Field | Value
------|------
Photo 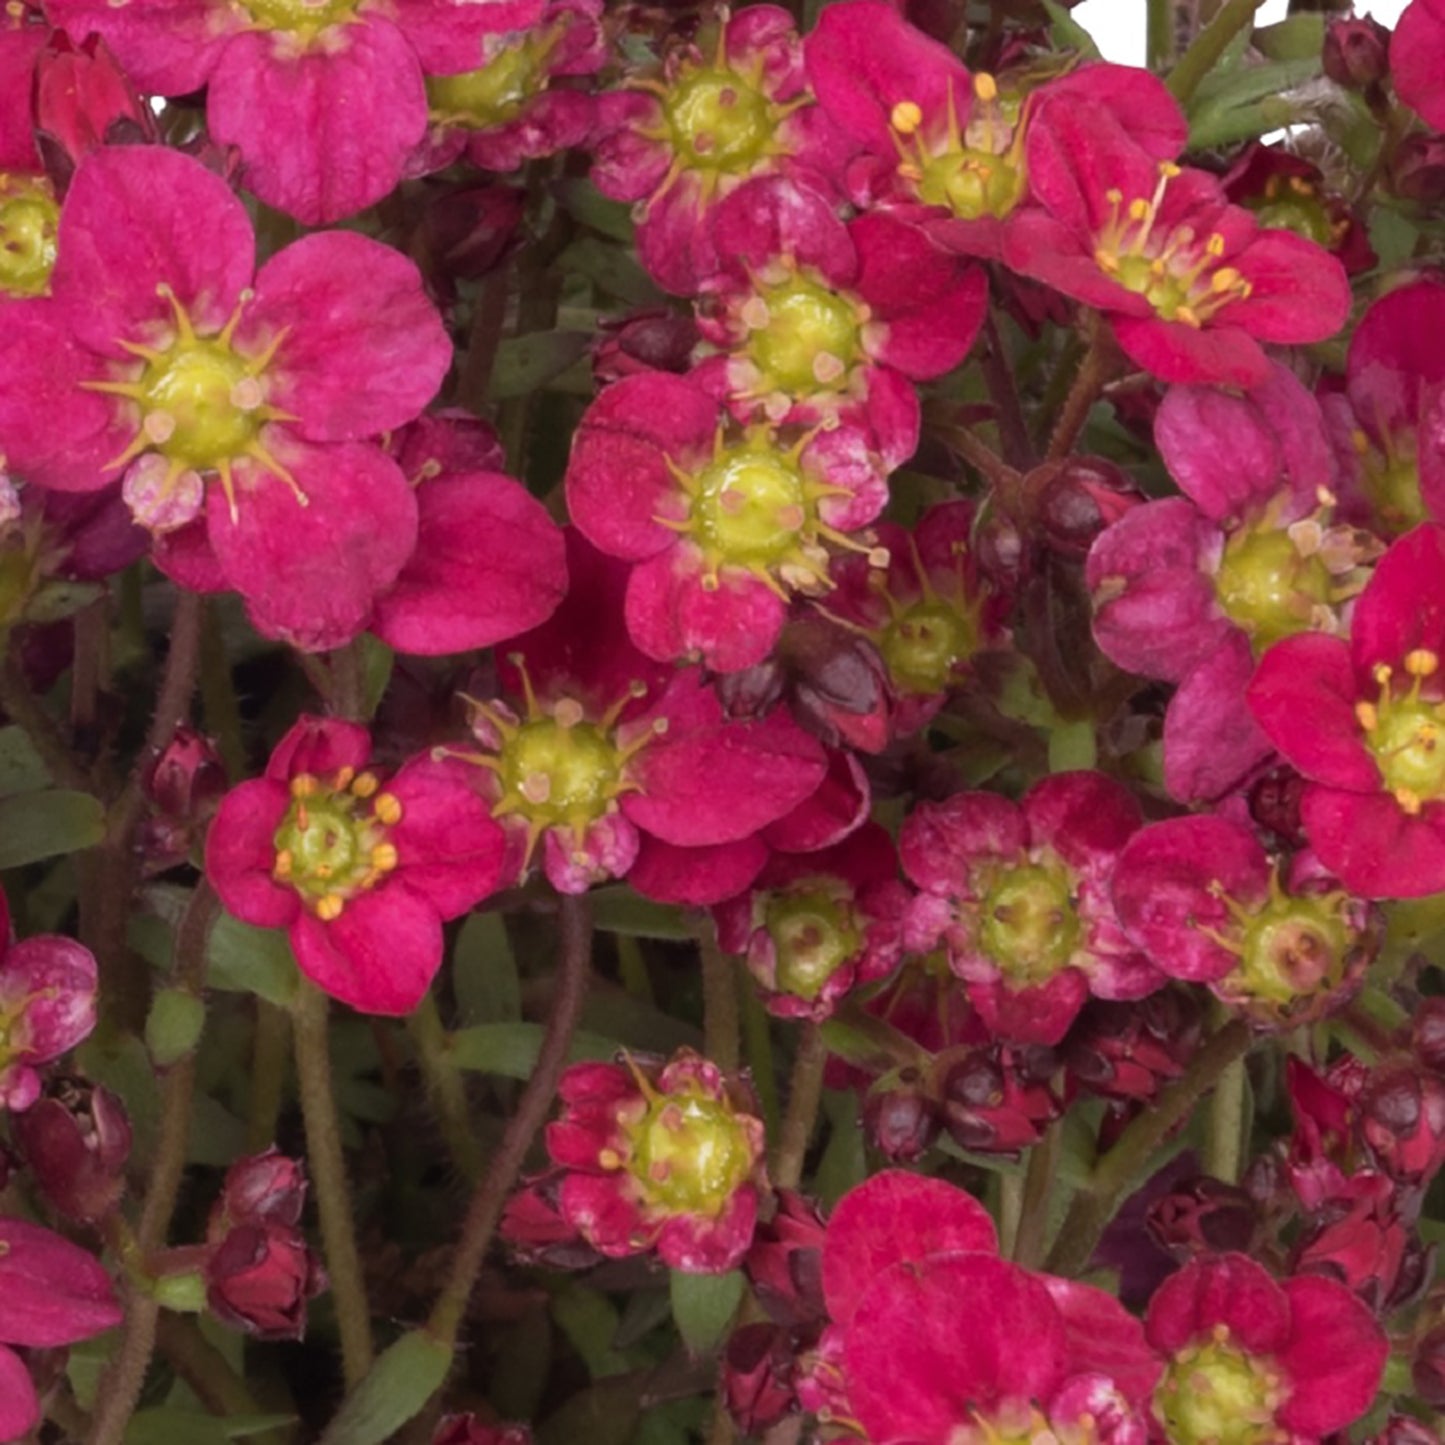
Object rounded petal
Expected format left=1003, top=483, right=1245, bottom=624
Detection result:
left=265, top=715, right=372, bottom=780
left=1111, top=313, right=1270, bottom=388
left=0, top=1343, right=39, bottom=1441
left=289, top=885, right=442, bottom=1015
left=1225, top=230, right=1351, bottom=345
left=205, top=779, right=299, bottom=929
left=386, top=755, right=507, bottom=917
left=1393, top=0, right=1445, bottom=129
left=1276, top=1275, right=1388, bottom=1435
left=1350, top=523, right=1445, bottom=679
left=248, top=230, right=450, bottom=439
left=52, top=147, right=255, bottom=355
left=1041, top=1277, right=1161, bottom=1406
left=654, top=1187, right=757, bottom=1273
left=0, top=936, right=98, bottom=1063
left=207, top=440, right=418, bottom=653
left=0, top=1217, right=123, bottom=1345
left=207, top=20, right=427, bottom=225
left=711, top=175, right=855, bottom=284
left=626, top=834, right=769, bottom=905
left=899, top=792, right=1026, bottom=895
left=822, top=1170, right=998, bottom=1327
left=43, top=0, right=235, bottom=94
left=1023, top=771, right=1140, bottom=868
left=1144, top=1253, right=1289, bottom=1358
left=389, top=0, right=544, bottom=71
left=1299, top=786, right=1445, bottom=900
left=370, top=471, right=567, bottom=655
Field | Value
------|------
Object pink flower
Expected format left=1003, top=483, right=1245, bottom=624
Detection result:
left=46, top=0, right=541, bottom=222
left=804, top=1, right=1185, bottom=259
left=0, top=21, right=59, bottom=302
left=1247, top=523, right=1445, bottom=897
left=452, top=531, right=828, bottom=901
left=0, top=1215, right=123, bottom=1441
left=712, top=821, right=907, bottom=1021
left=693, top=173, right=984, bottom=461
left=900, top=771, right=1156, bottom=1045
left=205, top=716, right=507, bottom=1014
left=1145, top=1253, right=1387, bottom=1443
left=1111, top=815, right=1379, bottom=1027
left=1004, top=104, right=1350, bottom=385
left=0, top=885, right=98, bottom=1112
left=1394, top=0, right=1445, bottom=132
left=0, top=147, right=448, bottom=650
left=533, top=1049, right=767, bottom=1273
left=590, top=5, right=844, bottom=295
left=566, top=373, right=891, bottom=674
left=421, top=0, right=603, bottom=175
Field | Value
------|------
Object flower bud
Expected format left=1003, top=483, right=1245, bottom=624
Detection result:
left=1391, top=133, right=1445, bottom=203
left=205, top=1221, right=326, bottom=1340
left=593, top=309, right=700, bottom=386
left=1065, top=991, right=1203, bottom=1103
left=862, top=1066, right=940, bottom=1162
left=1360, top=1067, right=1445, bottom=1186
left=12, top=1079, right=132, bottom=1224
left=140, top=725, right=226, bottom=873
left=1414, top=1323, right=1445, bottom=1409
left=722, top=1322, right=800, bottom=1435
left=1323, top=16, right=1391, bottom=92
left=1247, top=766, right=1307, bottom=849
left=743, top=1190, right=825, bottom=1327
left=1147, top=1176, right=1259, bottom=1259
left=939, top=1044, right=1060, bottom=1155
left=210, top=1147, right=309, bottom=1235
left=411, top=182, right=525, bottom=305
left=434, top=1417, right=533, bottom=1445
left=1368, top=1416, right=1442, bottom=1445
left=1030, top=457, right=1144, bottom=559
left=500, top=1171, right=604, bottom=1270
left=780, top=617, right=893, bottom=754
left=34, top=33, right=155, bottom=185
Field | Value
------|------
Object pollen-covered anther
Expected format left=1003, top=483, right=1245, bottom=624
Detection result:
left=373, top=792, right=402, bottom=826
left=315, top=895, right=344, bottom=921
left=890, top=100, right=923, bottom=135
left=1406, top=648, right=1440, bottom=677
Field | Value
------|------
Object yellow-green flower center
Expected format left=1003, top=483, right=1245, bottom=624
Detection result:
left=1356, top=649, right=1445, bottom=815
left=881, top=599, right=978, bottom=695
left=746, top=275, right=861, bottom=396
left=664, top=63, right=774, bottom=172
left=1246, top=173, right=1338, bottom=249
left=1155, top=1334, right=1287, bottom=1445
left=243, top=0, right=356, bottom=36
left=627, top=1088, right=756, bottom=1216
left=976, top=859, right=1080, bottom=985
left=427, top=29, right=556, bottom=129
left=1352, top=427, right=1423, bottom=534
left=0, top=175, right=59, bottom=299
left=272, top=769, right=402, bottom=922
left=1214, top=523, right=1333, bottom=654
left=763, top=883, right=861, bottom=1000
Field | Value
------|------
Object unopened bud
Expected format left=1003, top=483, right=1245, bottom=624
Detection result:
left=1323, top=16, right=1391, bottom=92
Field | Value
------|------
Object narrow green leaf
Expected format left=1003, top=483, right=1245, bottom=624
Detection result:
left=1252, top=12, right=1324, bottom=61
left=819, top=1009, right=928, bottom=1075
left=669, top=1270, right=744, bottom=1355
left=448, top=1021, right=618, bottom=1077
left=146, top=988, right=206, bottom=1066
left=453, top=911, right=521, bottom=1024
left=1188, top=94, right=1300, bottom=149
left=1042, top=0, right=1101, bottom=57
left=486, top=332, right=592, bottom=399
left=358, top=634, right=393, bottom=721
left=553, top=178, right=635, bottom=243
left=0, top=725, right=50, bottom=795
left=317, top=1331, right=452, bottom=1445
left=0, top=789, right=104, bottom=867
left=125, top=1410, right=229, bottom=1445
left=1189, top=55, right=1320, bottom=116
left=206, top=914, right=299, bottom=1005
left=551, top=1285, right=630, bottom=1379
left=589, top=885, right=696, bottom=939
left=26, top=580, right=104, bottom=623
left=221, top=1416, right=298, bottom=1439
left=558, top=237, right=663, bottom=306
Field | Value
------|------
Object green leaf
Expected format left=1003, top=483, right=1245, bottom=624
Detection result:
left=317, top=1331, right=452, bottom=1445
left=206, top=914, right=299, bottom=1005
left=1042, top=0, right=1101, bottom=57
left=486, top=332, right=593, bottom=399
left=25, top=580, right=104, bottom=623
left=358, top=634, right=393, bottom=720
left=146, top=987, right=206, bottom=1066
left=814, top=1088, right=867, bottom=1208
left=1190, top=56, right=1320, bottom=115
left=554, top=178, right=636, bottom=243
left=125, top=1410, right=229, bottom=1445
left=453, top=911, right=521, bottom=1024
left=820, top=1009, right=928, bottom=1075
left=669, top=1270, right=743, bottom=1355
left=448, top=1021, right=618, bottom=1077
left=1188, top=94, right=1301, bottom=149
left=0, top=725, right=50, bottom=795
left=538, top=1376, right=643, bottom=1445
left=221, top=1417, right=298, bottom=1439
left=1252, top=12, right=1324, bottom=61
left=551, top=1285, right=630, bottom=1379
left=559, top=237, right=664, bottom=306
left=589, top=886, right=696, bottom=940
left=0, top=789, right=104, bottom=867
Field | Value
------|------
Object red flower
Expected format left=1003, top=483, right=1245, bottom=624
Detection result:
left=1248, top=523, right=1445, bottom=897
left=1145, top=1253, right=1387, bottom=1442
left=206, top=716, right=507, bottom=1014
left=532, top=1049, right=767, bottom=1273
left=1004, top=104, right=1350, bottom=385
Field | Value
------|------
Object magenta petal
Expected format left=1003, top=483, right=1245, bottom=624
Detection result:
left=969, top=970, right=1089, bottom=1047
left=821, top=1170, right=998, bottom=1327
left=1349, top=523, right=1445, bottom=678
left=1110, top=314, right=1270, bottom=388
left=899, top=793, right=1025, bottom=895
left=0, top=29, right=44, bottom=171
left=1394, top=0, right=1445, bottom=129
left=1246, top=633, right=1378, bottom=790
left=1023, top=772, right=1140, bottom=868
left=370, top=471, right=566, bottom=654
left=0, top=936, right=98, bottom=1062
left=1299, top=787, right=1445, bottom=899
left=207, top=20, right=427, bottom=225
left=1041, top=1277, right=1160, bottom=1406
left=559, top=1173, right=649, bottom=1256
left=761, top=749, right=869, bottom=853
left=624, top=549, right=787, bottom=673
left=205, top=779, right=298, bottom=930
left=207, top=441, right=418, bottom=653
left=248, top=231, right=449, bottom=439
left=389, top=0, right=544, bottom=71
left=386, top=756, right=506, bottom=917
left=1145, top=1253, right=1290, bottom=1358
left=0, top=1217, right=123, bottom=1346
left=1163, top=637, right=1274, bottom=805
left=266, top=716, right=372, bottom=780
left=43, top=0, right=235, bottom=94
left=626, top=834, right=769, bottom=905
left=53, top=147, right=255, bottom=355
left=711, top=175, right=855, bottom=283
left=1275, top=1276, right=1387, bottom=1434
left=1225, top=230, right=1351, bottom=345
left=153, top=517, right=229, bottom=594
left=290, top=886, right=441, bottom=1015
left=0, top=1344, right=38, bottom=1440
left=844, top=1254, right=1067, bottom=1441
left=654, top=1188, right=756, bottom=1273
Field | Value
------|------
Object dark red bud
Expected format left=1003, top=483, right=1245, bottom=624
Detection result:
left=205, top=1221, right=326, bottom=1340
left=593, top=309, right=700, bottom=385
left=1323, top=16, right=1391, bottom=91
left=722, top=1323, right=800, bottom=1435
left=434, top=1417, right=533, bottom=1445
left=1148, top=1176, right=1259, bottom=1258
left=862, top=1067, right=941, bottom=1162
left=145, top=724, right=226, bottom=820
left=1247, top=766, right=1307, bottom=848
left=1032, top=457, right=1144, bottom=558
left=744, top=1189, right=825, bottom=1327
left=12, top=1079, right=132, bottom=1224
left=211, top=1147, right=309, bottom=1237
left=1391, top=133, right=1445, bottom=203
left=1369, top=1416, right=1442, bottom=1445
left=1361, top=1069, right=1445, bottom=1185
left=1414, top=1324, right=1445, bottom=1408
left=412, top=183, right=525, bottom=306
left=34, top=33, right=155, bottom=188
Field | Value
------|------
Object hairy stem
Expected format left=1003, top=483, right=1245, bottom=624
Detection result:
left=291, top=980, right=375, bottom=1388
left=772, top=1022, right=827, bottom=1191
left=408, top=990, right=483, bottom=1182
left=701, top=928, right=741, bottom=1073
left=1045, top=1018, right=1253, bottom=1278
left=1167, top=0, right=1264, bottom=104
left=1206, top=1053, right=1248, bottom=1185
left=1046, top=323, right=1119, bottom=462
left=426, top=893, right=593, bottom=1347
left=1146, top=0, right=1176, bottom=70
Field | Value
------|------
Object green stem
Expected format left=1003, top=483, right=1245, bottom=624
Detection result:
left=154, top=1314, right=287, bottom=1445
left=408, top=990, right=483, bottom=1182
left=1206, top=1053, right=1247, bottom=1185
left=327, top=640, right=366, bottom=723
left=1146, top=0, right=1176, bottom=71
left=701, top=929, right=741, bottom=1073
left=1012, top=1120, right=1062, bottom=1270
left=84, top=1292, right=160, bottom=1445
left=426, top=893, right=593, bottom=1347
left=740, top=982, right=780, bottom=1142
left=772, top=1022, right=827, bottom=1191
left=1046, top=321, right=1119, bottom=461
left=1167, top=0, right=1264, bottom=105
left=291, top=980, right=375, bottom=1388
left=1045, top=1019, right=1253, bottom=1278
left=199, top=606, right=246, bottom=782
left=246, top=999, right=290, bottom=1153
left=998, top=1171, right=1024, bottom=1259
left=981, top=311, right=1037, bottom=471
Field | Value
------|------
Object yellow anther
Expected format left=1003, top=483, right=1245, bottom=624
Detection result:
left=1395, top=787, right=1424, bottom=815
left=315, top=894, right=345, bottom=921
left=1159, top=161, right=1181, bottom=179
left=973, top=72, right=997, bottom=102
left=350, top=771, right=379, bottom=798
left=1374, top=662, right=1394, bottom=686
left=1355, top=701, right=1379, bottom=732
left=890, top=99, right=923, bottom=135
left=373, top=792, right=402, bottom=826
left=334, top=765, right=355, bottom=789
left=1210, top=266, right=1242, bottom=293
left=598, top=1147, right=622, bottom=1170
left=1174, top=305, right=1202, bottom=329
left=371, top=843, right=399, bottom=872
left=1350, top=428, right=1370, bottom=455
left=273, top=849, right=293, bottom=877
left=1105, top=187, right=1123, bottom=205
left=1405, top=648, right=1440, bottom=677
left=1206, top=232, right=1226, bottom=257
left=1128, top=198, right=1151, bottom=221
left=290, top=773, right=319, bottom=798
